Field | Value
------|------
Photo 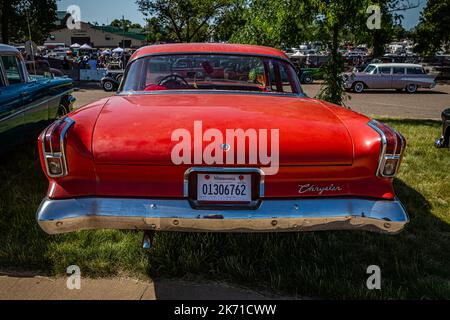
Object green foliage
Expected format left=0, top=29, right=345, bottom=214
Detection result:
left=0, top=0, right=58, bottom=45
left=136, top=0, right=236, bottom=43
left=110, top=19, right=143, bottom=32
left=413, top=0, right=450, bottom=56
left=230, top=0, right=316, bottom=48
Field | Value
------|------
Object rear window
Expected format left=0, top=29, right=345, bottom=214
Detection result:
left=121, top=54, right=301, bottom=95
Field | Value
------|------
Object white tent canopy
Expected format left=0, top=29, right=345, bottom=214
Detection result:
left=80, top=43, right=93, bottom=49
left=70, top=43, right=81, bottom=48
left=112, top=47, right=124, bottom=53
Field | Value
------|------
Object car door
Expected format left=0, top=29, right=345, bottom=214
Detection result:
left=378, top=66, right=393, bottom=89
left=391, top=67, right=406, bottom=89
left=0, top=54, right=26, bottom=153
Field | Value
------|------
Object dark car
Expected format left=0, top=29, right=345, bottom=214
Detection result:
left=25, top=60, right=65, bottom=77
left=0, top=44, right=75, bottom=154
left=100, top=70, right=124, bottom=92
left=435, top=108, right=450, bottom=150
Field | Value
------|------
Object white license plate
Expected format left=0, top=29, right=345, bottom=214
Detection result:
left=197, top=174, right=252, bottom=203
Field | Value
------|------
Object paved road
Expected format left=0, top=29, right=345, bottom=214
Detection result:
left=72, top=83, right=449, bottom=120
left=0, top=274, right=293, bottom=300
left=303, top=84, right=449, bottom=120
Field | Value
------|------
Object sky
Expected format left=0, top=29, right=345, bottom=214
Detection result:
left=57, top=0, right=427, bottom=30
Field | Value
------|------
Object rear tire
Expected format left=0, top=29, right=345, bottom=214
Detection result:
left=103, top=80, right=115, bottom=92
left=353, top=82, right=365, bottom=93
left=406, top=83, right=417, bottom=93
left=303, top=75, right=313, bottom=84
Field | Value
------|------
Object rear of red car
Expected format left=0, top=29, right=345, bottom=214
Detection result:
left=36, top=44, right=408, bottom=236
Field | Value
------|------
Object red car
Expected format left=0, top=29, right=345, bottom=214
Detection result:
left=36, top=43, right=409, bottom=243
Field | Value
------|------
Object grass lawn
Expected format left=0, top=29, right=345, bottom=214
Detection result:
left=0, top=118, right=449, bottom=299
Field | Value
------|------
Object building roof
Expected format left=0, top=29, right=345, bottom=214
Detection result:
left=0, top=44, right=19, bottom=54
left=91, top=25, right=146, bottom=41
left=131, top=43, right=289, bottom=61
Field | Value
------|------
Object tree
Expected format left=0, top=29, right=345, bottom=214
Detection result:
left=352, top=1, right=420, bottom=57
left=110, top=19, right=142, bottom=32
left=413, top=0, right=450, bottom=55
left=145, top=17, right=171, bottom=43
left=136, top=0, right=235, bottom=42
left=230, top=0, right=316, bottom=48
left=1, top=0, right=57, bottom=45
left=314, top=0, right=371, bottom=106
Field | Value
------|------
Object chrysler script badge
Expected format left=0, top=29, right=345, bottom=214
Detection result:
left=298, top=184, right=343, bottom=195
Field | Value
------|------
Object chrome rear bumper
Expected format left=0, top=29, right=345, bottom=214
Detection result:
left=37, top=197, right=409, bottom=235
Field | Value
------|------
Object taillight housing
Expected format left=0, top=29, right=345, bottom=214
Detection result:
left=41, top=117, right=75, bottom=178
left=368, top=120, right=406, bottom=178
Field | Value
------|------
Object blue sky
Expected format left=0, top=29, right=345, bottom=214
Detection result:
left=58, top=0, right=426, bottom=30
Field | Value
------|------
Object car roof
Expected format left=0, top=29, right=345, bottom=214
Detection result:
left=0, top=44, right=19, bottom=54
left=131, top=43, right=289, bottom=61
left=369, top=63, right=423, bottom=68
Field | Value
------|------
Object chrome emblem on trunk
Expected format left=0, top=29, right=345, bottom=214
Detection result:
left=220, top=144, right=231, bottom=152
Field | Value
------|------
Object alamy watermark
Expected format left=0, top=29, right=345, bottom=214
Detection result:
left=66, top=265, right=81, bottom=290
left=171, top=121, right=280, bottom=175
left=66, top=5, right=82, bottom=30
left=366, top=265, right=381, bottom=290
left=367, top=5, right=382, bottom=30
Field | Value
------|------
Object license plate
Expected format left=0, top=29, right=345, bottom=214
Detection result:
left=197, top=174, right=252, bottom=203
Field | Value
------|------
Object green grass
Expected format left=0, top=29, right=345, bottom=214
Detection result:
left=1, top=119, right=449, bottom=299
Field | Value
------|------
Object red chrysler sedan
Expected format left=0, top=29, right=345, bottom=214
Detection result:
left=36, top=43, right=409, bottom=241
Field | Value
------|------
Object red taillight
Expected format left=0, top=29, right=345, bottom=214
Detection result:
left=369, top=120, right=406, bottom=178
left=41, top=117, right=75, bottom=178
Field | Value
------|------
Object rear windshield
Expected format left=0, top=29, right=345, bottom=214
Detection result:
left=121, top=54, right=301, bottom=95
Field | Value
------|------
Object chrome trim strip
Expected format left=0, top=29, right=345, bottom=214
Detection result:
left=118, top=90, right=305, bottom=98
left=368, top=120, right=387, bottom=177
left=184, top=167, right=266, bottom=198
left=37, top=197, right=409, bottom=235
left=0, top=89, right=73, bottom=124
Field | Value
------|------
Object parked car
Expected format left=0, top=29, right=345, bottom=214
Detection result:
left=100, top=70, right=124, bottom=92
left=25, top=60, right=65, bottom=77
left=435, top=108, right=450, bottom=150
left=298, top=68, right=322, bottom=84
left=344, top=63, right=437, bottom=93
left=36, top=43, right=409, bottom=244
left=0, top=44, right=75, bottom=155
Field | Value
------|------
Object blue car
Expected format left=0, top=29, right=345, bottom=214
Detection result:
left=0, top=44, right=75, bottom=154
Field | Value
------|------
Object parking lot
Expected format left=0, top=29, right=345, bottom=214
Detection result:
left=72, top=83, right=449, bottom=120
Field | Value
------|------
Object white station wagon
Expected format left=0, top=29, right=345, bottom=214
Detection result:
left=344, top=63, right=437, bottom=93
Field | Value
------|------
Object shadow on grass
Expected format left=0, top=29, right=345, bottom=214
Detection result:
left=1, top=120, right=450, bottom=299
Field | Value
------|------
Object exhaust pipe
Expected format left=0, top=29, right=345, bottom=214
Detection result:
left=142, top=231, right=155, bottom=250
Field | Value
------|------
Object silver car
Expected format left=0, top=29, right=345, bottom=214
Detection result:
left=344, top=63, right=437, bottom=93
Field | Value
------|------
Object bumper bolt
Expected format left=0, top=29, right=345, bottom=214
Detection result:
left=56, top=222, right=63, bottom=227
left=271, top=220, right=278, bottom=227
left=384, top=223, right=391, bottom=229
left=173, top=220, right=180, bottom=226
